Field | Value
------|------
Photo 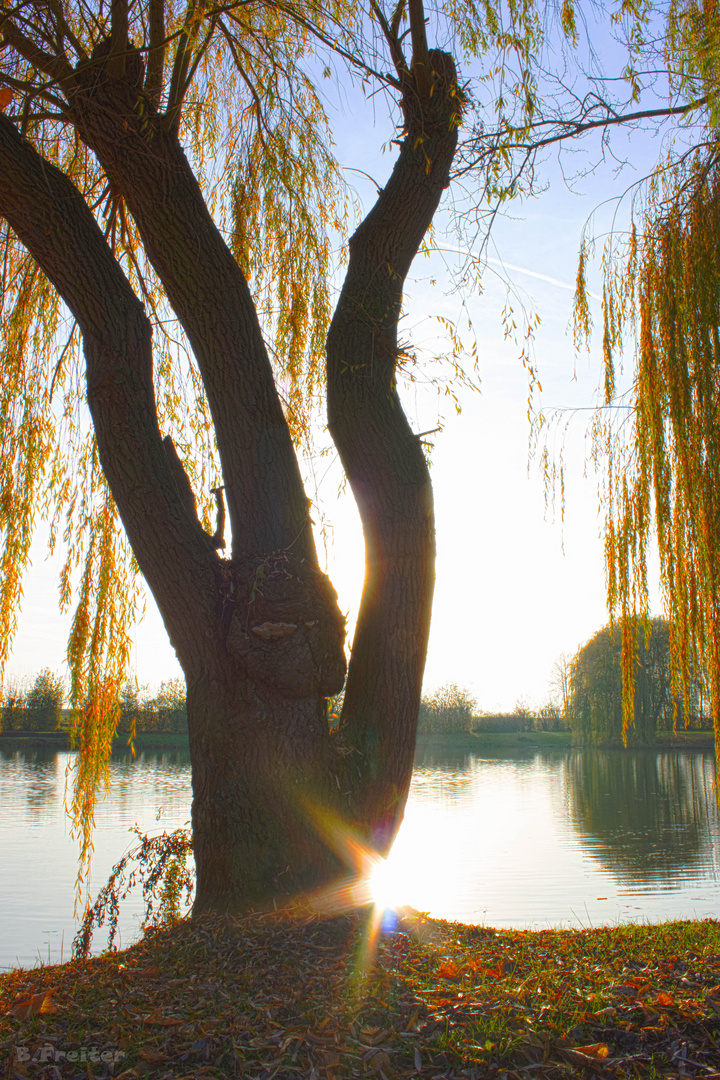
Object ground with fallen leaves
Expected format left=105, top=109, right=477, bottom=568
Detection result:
left=2, top=910, right=720, bottom=1079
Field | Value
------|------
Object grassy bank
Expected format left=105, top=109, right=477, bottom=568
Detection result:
left=2, top=909, right=720, bottom=1078
left=2, top=728, right=715, bottom=754
left=416, top=731, right=574, bottom=754
left=0, top=730, right=191, bottom=751
left=417, top=729, right=717, bottom=753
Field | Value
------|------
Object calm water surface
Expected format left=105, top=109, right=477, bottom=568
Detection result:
left=1, top=744, right=718, bottom=969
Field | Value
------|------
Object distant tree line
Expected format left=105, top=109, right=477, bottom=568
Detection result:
left=416, top=686, right=569, bottom=735
left=416, top=617, right=712, bottom=743
left=0, top=672, right=187, bottom=735
left=8, top=627, right=704, bottom=743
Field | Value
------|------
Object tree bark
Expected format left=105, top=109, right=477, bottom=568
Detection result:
left=67, top=51, right=315, bottom=563
left=0, top=109, right=347, bottom=909
left=0, top=111, right=216, bottom=669
left=0, top=19, right=462, bottom=909
left=328, top=51, right=461, bottom=846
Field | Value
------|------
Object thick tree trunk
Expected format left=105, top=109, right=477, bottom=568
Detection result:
left=59, top=59, right=352, bottom=904
left=328, top=51, right=461, bottom=846
left=0, top=32, right=461, bottom=909
left=188, top=670, right=340, bottom=912
left=0, top=110, right=347, bottom=909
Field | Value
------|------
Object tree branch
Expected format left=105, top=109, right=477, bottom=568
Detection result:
left=67, top=66, right=316, bottom=561
left=46, top=0, right=87, bottom=61
left=503, top=98, right=710, bottom=154
left=164, top=0, right=205, bottom=133
left=165, top=33, right=190, bottom=130
left=0, top=19, right=74, bottom=85
left=369, top=0, right=407, bottom=83
left=390, top=0, right=406, bottom=40
left=0, top=110, right=219, bottom=667
left=108, top=0, right=129, bottom=77
left=327, top=50, right=461, bottom=835
left=145, top=0, right=166, bottom=107
left=407, top=0, right=429, bottom=97
left=269, top=1, right=401, bottom=90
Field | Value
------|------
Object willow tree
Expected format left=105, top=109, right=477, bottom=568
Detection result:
left=0, top=0, right=544, bottom=910
left=571, top=0, right=720, bottom=759
left=569, top=618, right=678, bottom=746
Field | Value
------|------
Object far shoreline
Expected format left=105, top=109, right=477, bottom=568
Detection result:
left=0, top=727, right=715, bottom=752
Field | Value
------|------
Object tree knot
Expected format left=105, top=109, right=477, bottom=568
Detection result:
left=219, top=554, right=347, bottom=699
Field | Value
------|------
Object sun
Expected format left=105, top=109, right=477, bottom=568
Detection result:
left=368, top=852, right=408, bottom=912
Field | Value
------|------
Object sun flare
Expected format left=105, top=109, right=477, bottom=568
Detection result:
left=368, top=854, right=407, bottom=912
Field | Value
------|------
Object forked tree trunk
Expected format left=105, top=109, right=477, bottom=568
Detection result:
left=0, top=42, right=461, bottom=909
left=329, top=51, right=461, bottom=845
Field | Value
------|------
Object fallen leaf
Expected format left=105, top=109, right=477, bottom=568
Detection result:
left=657, top=990, right=674, bottom=1007
left=574, top=1042, right=610, bottom=1059
left=138, top=1047, right=169, bottom=1063
left=438, top=960, right=460, bottom=978
left=479, top=960, right=509, bottom=978
left=141, top=1007, right=184, bottom=1026
left=7, top=988, right=58, bottom=1019
left=560, top=1047, right=608, bottom=1072
left=360, top=1026, right=389, bottom=1046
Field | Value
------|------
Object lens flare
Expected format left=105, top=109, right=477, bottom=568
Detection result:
left=369, top=854, right=405, bottom=912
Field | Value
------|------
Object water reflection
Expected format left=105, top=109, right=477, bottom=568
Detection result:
left=0, top=748, right=63, bottom=818
left=1, top=743, right=719, bottom=969
left=566, top=749, right=720, bottom=887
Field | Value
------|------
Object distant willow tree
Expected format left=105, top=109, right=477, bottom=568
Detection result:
left=569, top=619, right=680, bottom=746
left=0, top=0, right=555, bottom=912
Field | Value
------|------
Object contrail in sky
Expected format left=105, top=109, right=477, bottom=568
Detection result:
left=436, top=244, right=602, bottom=301
left=486, top=257, right=576, bottom=292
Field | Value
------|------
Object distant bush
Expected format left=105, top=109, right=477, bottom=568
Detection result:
left=116, top=678, right=188, bottom=735
left=418, top=684, right=476, bottom=734
left=0, top=675, right=28, bottom=732
left=1, top=670, right=64, bottom=732
left=534, top=703, right=570, bottom=732
left=153, top=678, right=188, bottom=733
left=27, top=669, right=65, bottom=731
left=475, top=713, right=533, bottom=733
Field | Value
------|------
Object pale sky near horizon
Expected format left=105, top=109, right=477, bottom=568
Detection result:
left=3, top=43, right=665, bottom=713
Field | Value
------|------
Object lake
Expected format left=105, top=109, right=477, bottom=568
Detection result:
left=1, top=743, right=718, bottom=970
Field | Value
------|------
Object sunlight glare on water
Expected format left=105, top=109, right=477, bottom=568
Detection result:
left=368, top=752, right=720, bottom=928
left=370, top=802, right=466, bottom=915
